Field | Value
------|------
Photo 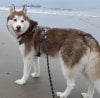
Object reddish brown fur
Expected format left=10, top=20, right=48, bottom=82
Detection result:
left=20, top=20, right=100, bottom=67
left=7, top=11, right=28, bottom=22
left=7, top=10, right=100, bottom=68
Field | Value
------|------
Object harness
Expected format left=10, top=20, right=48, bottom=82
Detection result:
left=36, top=26, right=50, bottom=57
left=18, top=26, right=49, bottom=45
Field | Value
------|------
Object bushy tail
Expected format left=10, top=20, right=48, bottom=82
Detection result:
left=95, top=80, right=100, bottom=93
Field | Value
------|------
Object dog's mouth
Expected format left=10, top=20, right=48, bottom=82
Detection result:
left=15, top=30, right=21, bottom=36
left=12, top=28, right=22, bottom=37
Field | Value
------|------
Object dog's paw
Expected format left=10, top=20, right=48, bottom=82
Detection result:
left=81, top=93, right=92, bottom=98
left=31, top=73, right=40, bottom=78
left=56, top=92, right=67, bottom=98
left=15, top=79, right=26, bottom=85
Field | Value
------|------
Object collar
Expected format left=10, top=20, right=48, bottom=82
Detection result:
left=17, top=26, right=36, bottom=39
left=18, top=27, right=36, bottom=45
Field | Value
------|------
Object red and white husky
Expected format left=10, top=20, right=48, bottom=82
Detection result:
left=7, top=5, right=100, bottom=98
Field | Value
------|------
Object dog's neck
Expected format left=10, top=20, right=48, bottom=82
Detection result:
left=18, top=19, right=38, bottom=45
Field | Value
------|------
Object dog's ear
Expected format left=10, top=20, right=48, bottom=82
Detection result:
left=23, top=5, right=27, bottom=14
left=10, top=4, right=15, bottom=13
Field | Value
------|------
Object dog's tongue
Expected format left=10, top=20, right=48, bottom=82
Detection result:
left=15, top=31, right=21, bottom=37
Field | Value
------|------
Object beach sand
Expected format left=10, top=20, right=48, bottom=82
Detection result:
left=0, top=10, right=100, bottom=98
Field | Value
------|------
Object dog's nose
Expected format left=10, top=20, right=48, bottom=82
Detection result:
left=16, top=26, right=21, bottom=30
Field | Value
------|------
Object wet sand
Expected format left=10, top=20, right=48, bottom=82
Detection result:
left=0, top=10, right=100, bottom=98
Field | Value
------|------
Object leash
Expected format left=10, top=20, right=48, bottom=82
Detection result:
left=45, top=37, right=56, bottom=98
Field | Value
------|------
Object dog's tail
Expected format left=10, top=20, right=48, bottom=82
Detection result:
left=95, top=80, right=100, bottom=93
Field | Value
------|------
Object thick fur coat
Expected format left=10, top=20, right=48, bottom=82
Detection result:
left=7, top=5, right=100, bottom=98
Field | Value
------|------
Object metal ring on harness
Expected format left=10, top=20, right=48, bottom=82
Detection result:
left=36, top=26, right=49, bottom=57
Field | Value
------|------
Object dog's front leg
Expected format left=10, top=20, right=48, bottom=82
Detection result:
left=15, top=44, right=32, bottom=85
left=31, top=57, right=40, bottom=78
left=15, top=56, right=32, bottom=85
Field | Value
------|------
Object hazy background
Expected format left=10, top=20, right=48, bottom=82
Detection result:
left=0, top=0, right=100, bottom=9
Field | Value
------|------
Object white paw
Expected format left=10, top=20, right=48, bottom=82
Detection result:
left=56, top=92, right=67, bottom=98
left=15, top=79, right=26, bottom=85
left=31, top=73, right=40, bottom=78
left=81, top=93, right=92, bottom=98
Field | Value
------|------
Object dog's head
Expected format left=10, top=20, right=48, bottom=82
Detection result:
left=7, top=5, right=30, bottom=38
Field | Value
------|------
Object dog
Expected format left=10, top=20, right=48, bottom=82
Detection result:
left=7, top=5, right=100, bottom=98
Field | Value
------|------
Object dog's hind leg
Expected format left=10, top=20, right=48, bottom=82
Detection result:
left=31, top=57, right=40, bottom=78
left=56, top=75, right=75, bottom=98
left=81, top=82, right=94, bottom=98
left=56, top=54, right=76, bottom=98
left=81, top=70, right=94, bottom=98
left=81, top=52, right=100, bottom=98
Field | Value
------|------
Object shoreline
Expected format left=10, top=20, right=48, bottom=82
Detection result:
left=0, top=6, right=100, bottom=18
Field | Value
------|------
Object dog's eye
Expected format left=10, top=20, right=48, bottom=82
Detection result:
left=13, top=19, right=17, bottom=22
left=21, top=20, right=24, bottom=23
